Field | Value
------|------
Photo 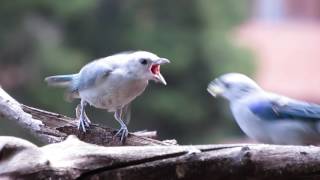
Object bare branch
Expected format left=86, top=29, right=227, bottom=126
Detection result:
left=1, top=136, right=320, bottom=179
left=0, top=87, right=176, bottom=146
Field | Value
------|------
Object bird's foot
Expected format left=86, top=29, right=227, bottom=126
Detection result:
left=76, top=105, right=91, bottom=132
left=114, top=125, right=129, bottom=143
left=77, top=114, right=91, bottom=133
left=83, top=114, right=91, bottom=127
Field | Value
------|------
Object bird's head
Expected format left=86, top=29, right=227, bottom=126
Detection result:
left=207, top=73, right=262, bottom=101
left=124, top=51, right=170, bottom=85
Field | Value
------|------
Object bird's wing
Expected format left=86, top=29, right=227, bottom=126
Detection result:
left=76, top=62, right=114, bottom=91
left=248, top=94, right=320, bottom=121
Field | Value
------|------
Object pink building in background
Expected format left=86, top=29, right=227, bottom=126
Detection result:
left=236, top=0, right=320, bottom=103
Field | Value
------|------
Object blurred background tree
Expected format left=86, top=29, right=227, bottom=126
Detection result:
left=0, top=0, right=253, bottom=145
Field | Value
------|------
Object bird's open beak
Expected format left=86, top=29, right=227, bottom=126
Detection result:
left=207, top=81, right=224, bottom=97
left=151, top=58, right=170, bottom=85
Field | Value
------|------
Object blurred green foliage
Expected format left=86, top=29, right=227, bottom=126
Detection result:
left=0, top=0, right=253, bottom=144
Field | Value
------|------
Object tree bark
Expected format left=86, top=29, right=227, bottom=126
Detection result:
left=1, top=136, right=320, bottom=180
left=0, top=87, right=176, bottom=146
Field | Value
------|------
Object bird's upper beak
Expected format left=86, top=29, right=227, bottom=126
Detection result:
left=156, top=58, right=170, bottom=64
left=207, top=80, right=224, bottom=97
left=151, top=58, right=170, bottom=85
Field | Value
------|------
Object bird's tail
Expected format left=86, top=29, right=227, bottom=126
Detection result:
left=44, top=74, right=77, bottom=88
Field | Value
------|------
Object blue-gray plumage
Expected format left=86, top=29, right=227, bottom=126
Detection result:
left=208, top=73, right=320, bottom=145
left=45, top=51, right=170, bottom=143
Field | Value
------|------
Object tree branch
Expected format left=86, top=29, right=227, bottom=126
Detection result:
left=2, top=87, right=320, bottom=179
left=0, top=87, right=176, bottom=146
left=1, top=136, right=320, bottom=179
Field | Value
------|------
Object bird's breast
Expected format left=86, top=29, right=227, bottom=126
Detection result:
left=231, top=102, right=271, bottom=143
left=79, top=77, right=148, bottom=111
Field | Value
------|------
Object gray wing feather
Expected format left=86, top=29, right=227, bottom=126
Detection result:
left=75, top=62, right=113, bottom=91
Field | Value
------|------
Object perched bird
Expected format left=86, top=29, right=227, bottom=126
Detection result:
left=45, top=51, right=170, bottom=142
left=207, top=73, right=320, bottom=145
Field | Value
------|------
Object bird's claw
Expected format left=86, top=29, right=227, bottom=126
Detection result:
left=83, top=117, right=91, bottom=127
left=114, top=126, right=129, bottom=143
left=77, top=114, right=91, bottom=133
left=76, top=103, right=91, bottom=133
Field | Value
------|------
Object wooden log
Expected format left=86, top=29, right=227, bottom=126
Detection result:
left=1, top=136, right=320, bottom=180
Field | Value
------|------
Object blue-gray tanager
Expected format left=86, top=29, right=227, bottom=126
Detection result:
left=45, top=51, right=170, bottom=142
left=207, top=73, right=320, bottom=145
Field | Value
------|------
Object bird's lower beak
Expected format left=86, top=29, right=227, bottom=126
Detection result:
left=154, top=73, right=167, bottom=85
left=207, top=81, right=224, bottom=97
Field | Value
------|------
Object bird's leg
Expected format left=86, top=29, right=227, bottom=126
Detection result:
left=76, top=104, right=91, bottom=127
left=82, top=110, right=91, bottom=127
left=114, top=108, right=129, bottom=143
left=76, top=100, right=91, bottom=132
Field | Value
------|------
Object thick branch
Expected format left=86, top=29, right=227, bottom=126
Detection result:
left=0, top=87, right=176, bottom=146
left=2, top=87, right=320, bottom=179
left=1, top=136, right=320, bottom=180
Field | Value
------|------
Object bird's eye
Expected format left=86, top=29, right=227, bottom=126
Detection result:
left=240, top=86, right=251, bottom=92
left=241, top=88, right=249, bottom=92
left=140, top=59, right=148, bottom=65
left=224, top=82, right=231, bottom=89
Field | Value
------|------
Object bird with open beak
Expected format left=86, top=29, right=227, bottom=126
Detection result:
left=45, top=51, right=170, bottom=143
